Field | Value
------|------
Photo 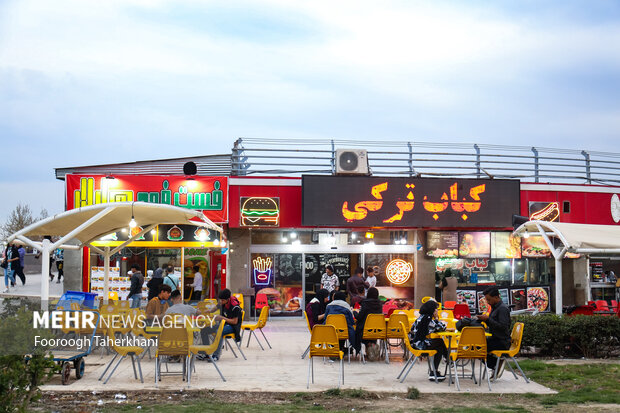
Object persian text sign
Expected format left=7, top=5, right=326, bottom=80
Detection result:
left=66, top=174, right=228, bottom=223
left=302, top=176, right=519, bottom=227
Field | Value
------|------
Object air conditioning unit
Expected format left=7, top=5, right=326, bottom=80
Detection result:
left=335, top=149, right=369, bottom=175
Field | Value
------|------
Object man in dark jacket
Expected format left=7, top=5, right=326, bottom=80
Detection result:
left=346, top=267, right=369, bottom=307
left=477, top=286, right=511, bottom=377
left=127, top=264, right=145, bottom=308
left=324, top=291, right=356, bottom=351
left=353, top=287, right=383, bottom=354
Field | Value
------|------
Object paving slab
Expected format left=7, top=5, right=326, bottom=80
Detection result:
left=41, top=319, right=555, bottom=394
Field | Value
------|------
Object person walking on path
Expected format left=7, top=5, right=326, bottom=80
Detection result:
left=127, top=264, right=145, bottom=308
left=14, top=244, right=26, bottom=286
left=2, top=243, right=19, bottom=293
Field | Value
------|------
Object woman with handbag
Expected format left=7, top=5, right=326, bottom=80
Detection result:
left=2, top=243, right=19, bottom=293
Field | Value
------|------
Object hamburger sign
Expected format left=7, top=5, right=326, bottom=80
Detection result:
left=240, top=197, right=280, bottom=226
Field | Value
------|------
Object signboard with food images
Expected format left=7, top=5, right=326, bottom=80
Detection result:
left=90, top=266, right=131, bottom=299
left=527, top=286, right=550, bottom=312
left=459, top=232, right=490, bottom=258
left=491, top=232, right=521, bottom=259
left=426, top=231, right=459, bottom=258
left=240, top=197, right=280, bottom=227
left=511, top=288, right=527, bottom=310
left=521, top=235, right=551, bottom=257
left=302, top=176, right=520, bottom=227
left=158, top=224, right=219, bottom=243
left=456, top=290, right=477, bottom=313
left=499, top=288, right=509, bottom=306
left=477, top=291, right=490, bottom=314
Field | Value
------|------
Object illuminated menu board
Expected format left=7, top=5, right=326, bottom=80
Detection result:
left=426, top=231, right=459, bottom=258
left=491, top=232, right=522, bottom=259
left=302, top=176, right=519, bottom=227
left=458, top=232, right=490, bottom=258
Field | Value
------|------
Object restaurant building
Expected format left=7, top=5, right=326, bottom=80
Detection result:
left=54, top=139, right=620, bottom=314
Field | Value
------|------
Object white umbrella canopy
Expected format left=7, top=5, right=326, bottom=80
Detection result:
left=7, top=202, right=221, bottom=245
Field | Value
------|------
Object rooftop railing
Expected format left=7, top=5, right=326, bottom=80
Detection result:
left=231, top=137, right=620, bottom=185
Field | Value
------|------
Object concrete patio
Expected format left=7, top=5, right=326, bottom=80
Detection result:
left=41, top=318, right=555, bottom=394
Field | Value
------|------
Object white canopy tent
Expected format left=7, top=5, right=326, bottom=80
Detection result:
left=513, top=220, right=620, bottom=314
left=6, top=202, right=222, bottom=309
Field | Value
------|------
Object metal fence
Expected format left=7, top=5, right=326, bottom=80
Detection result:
left=231, top=137, right=620, bottom=185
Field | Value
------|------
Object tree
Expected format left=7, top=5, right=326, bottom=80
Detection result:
left=1, top=204, right=48, bottom=241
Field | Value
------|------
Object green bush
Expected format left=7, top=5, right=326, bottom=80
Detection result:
left=406, top=386, right=420, bottom=400
left=512, top=314, right=620, bottom=358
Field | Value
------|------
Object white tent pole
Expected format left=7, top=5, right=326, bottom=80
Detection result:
left=50, top=207, right=115, bottom=250
left=41, top=238, right=51, bottom=311
left=103, top=246, right=110, bottom=305
left=555, top=257, right=562, bottom=315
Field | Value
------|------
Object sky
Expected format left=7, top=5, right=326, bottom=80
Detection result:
left=1, top=0, right=620, bottom=224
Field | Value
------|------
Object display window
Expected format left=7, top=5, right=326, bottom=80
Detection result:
left=251, top=253, right=303, bottom=317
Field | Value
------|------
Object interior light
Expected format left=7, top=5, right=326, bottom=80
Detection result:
left=150, top=229, right=157, bottom=236
left=282, top=236, right=288, bottom=243
left=129, top=217, right=137, bottom=228
left=351, top=233, right=357, bottom=240
left=186, top=178, right=198, bottom=190
left=213, top=239, right=220, bottom=246
left=121, top=228, right=127, bottom=233
left=290, top=232, right=298, bottom=239
left=523, top=230, right=530, bottom=239
left=365, top=232, right=374, bottom=239
left=220, top=240, right=227, bottom=248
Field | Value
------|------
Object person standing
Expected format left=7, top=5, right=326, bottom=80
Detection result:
left=146, top=266, right=164, bottom=301
left=477, top=287, right=511, bottom=378
left=441, top=268, right=458, bottom=303
left=127, top=264, right=145, bottom=308
left=346, top=267, right=369, bottom=307
left=189, top=265, right=203, bottom=301
left=2, top=243, right=19, bottom=293
left=14, top=244, right=26, bottom=286
left=320, top=265, right=339, bottom=293
left=163, top=265, right=180, bottom=292
left=364, top=266, right=377, bottom=295
left=54, top=249, right=64, bottom=283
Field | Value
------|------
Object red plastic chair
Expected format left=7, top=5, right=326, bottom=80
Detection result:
left=255, top=293, right=268, bottom=309
left=594, top=300, right=610, bottom=312
left=443, top=300, right=457, bottom=310
left=569, top=306, right=594, bottom=316
left=453, top=303, right=471, bottom=320
left=611, top=300, right=618, bottom=312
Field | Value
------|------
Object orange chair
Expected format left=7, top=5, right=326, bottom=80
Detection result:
left=325, top=314, right=352, bottom=363
left=453, top=304, right=471, bottom=320
left=360, top=314, right=389, bottom=364
left=443, top=300, right=457, bottom=310
left=489, top=322, right=529, bottom=383
left=396, top=321, right=439, bottom=383
left=307, top=325, right=344, bottom=388
left=594, top=300, right=610, bottom=312
left=448, top=326, right=490, bottom=391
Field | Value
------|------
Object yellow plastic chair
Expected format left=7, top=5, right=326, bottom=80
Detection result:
left=197, top=300, right=218, bottom=314
left=421, top=296, right=442, bottom=309
left=108, top=291, right=119, bottom=300
left=241, top=305, right=272, bottom=350
left=325, top=313, right=352, bottom=363
left=387, top=313, right=410, bottom=341
left=233, top=293, right=244, bottom=313
left=439, top=310, right=454, bottom=320
left=360, top=313, right=389, bottom=364
left=98, top=325, right=145, bottom=384
left=448, top=326, right=491, bottom=391
left=187, top=320, right=227, bottom=385
left=129, top=308, right=159, bottom=359
left=223, top=311, right=247, bottom=360
left=155, top=316, right=191, bottom=383
left=396, top=321, right=439, bottom=383
left=307, top=324, right=344, bottom=389
left=301, top=310, right=313, bottom=359
left=489, top=322, right=529, bottom=383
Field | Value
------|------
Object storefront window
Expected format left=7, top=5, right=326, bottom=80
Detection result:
left=251, top=253, right=303, bottom=317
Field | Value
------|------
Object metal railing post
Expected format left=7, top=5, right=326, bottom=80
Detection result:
left=331, top=139, right=336, bottom=174
left=474, top=144, right=481, bottom=178
left=582, top=150, right=591, bottom=184
left=531, top=147, right=539, bottom=183
left=407, top=142, right=416, bottom=177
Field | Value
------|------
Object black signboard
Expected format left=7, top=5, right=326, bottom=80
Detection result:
left=302, top=176, right=519, bottom=227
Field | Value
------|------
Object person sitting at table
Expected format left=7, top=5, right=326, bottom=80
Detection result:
left=476, top=286, right=511, bottom=379
left=165, top=289, right=200, bottom=317
left=198, top=289, right=242, bottom=361
left=306, top=288, right=330, bottom=329
left=409, top=299, right=447, bottom=381
left=353, top=287, right=383, bottom=356
left=145, top=284, right=172, bottom=325
left=324, top=291, right=356, bottom=353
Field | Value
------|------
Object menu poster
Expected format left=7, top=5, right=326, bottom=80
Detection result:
left=477, top=291, right=490, bottom=314
left=426, top=231, right=459, bottom=258
left=511, top=289, right=527, bottom=310
left=491, top=232, right=522, bottom=259
left=499, top=289, right=509, bottom=306
left=459, top=232, right=490, bottom=258
left=90, top=266, right=134, bottom=299
left=456, top=290, right=476, bottom=313
left=590, top=261, right=604, bottom=282
left=521, top=236, right=551, bottom=258
left=527, top=286, right=550, bottom=312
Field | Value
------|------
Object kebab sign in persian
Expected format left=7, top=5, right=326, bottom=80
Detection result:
left=302, top=176, right=519, bottom=227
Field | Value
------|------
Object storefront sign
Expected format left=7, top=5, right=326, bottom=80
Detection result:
left=302, top=176, right=519, bottom=227
left=529, top=201, right=560, bottom=222
left=66, top=174, right=228, bottom=223
left=240, top=197, right=280, bottom=226
left=252, top=256, right=273, bottom=286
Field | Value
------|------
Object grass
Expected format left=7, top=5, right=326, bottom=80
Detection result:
left=514, top=359, right=620, bottom=405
